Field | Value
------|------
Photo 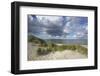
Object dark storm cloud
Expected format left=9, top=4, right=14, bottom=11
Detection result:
left=28, top=15, right=65, bottom=36
left=44, top=21, right=64, bottom=36
left=28, top=15, right=44, bottom=35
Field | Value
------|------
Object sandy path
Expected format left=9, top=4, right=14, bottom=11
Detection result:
left=28, top=43, right=87, bottom=61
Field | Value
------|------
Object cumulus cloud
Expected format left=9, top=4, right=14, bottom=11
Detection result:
left=28, top=15, right=88, bottom=39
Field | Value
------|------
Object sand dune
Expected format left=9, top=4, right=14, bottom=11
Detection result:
left=28, top=43, right=87, bottom=61
left=35, top=50, right=87, bottom=60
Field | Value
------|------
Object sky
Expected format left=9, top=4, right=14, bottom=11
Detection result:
left=28, top=15, right=88, bottom=39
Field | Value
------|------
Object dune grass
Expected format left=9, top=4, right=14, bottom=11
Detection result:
left=37, top=42, right=87, bottom=55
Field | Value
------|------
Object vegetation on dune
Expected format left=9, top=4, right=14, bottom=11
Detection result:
left=28, top=35, right=87, bottom=55
left=37, top=44, right=87, bottom=55
left=76, top=45, right=87, bottom=55
left=28, top=35, right=47, bottom=45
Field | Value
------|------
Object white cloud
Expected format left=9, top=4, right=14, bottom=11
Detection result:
left=65, top=22, right=71, bottom=27
left=36, top=16, right=61, bottom=22
left=28, top=15, right=33, bottom=21
left=36, top=15, right=63, bottom=26
left=73, top=34, right=77, bottom=38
